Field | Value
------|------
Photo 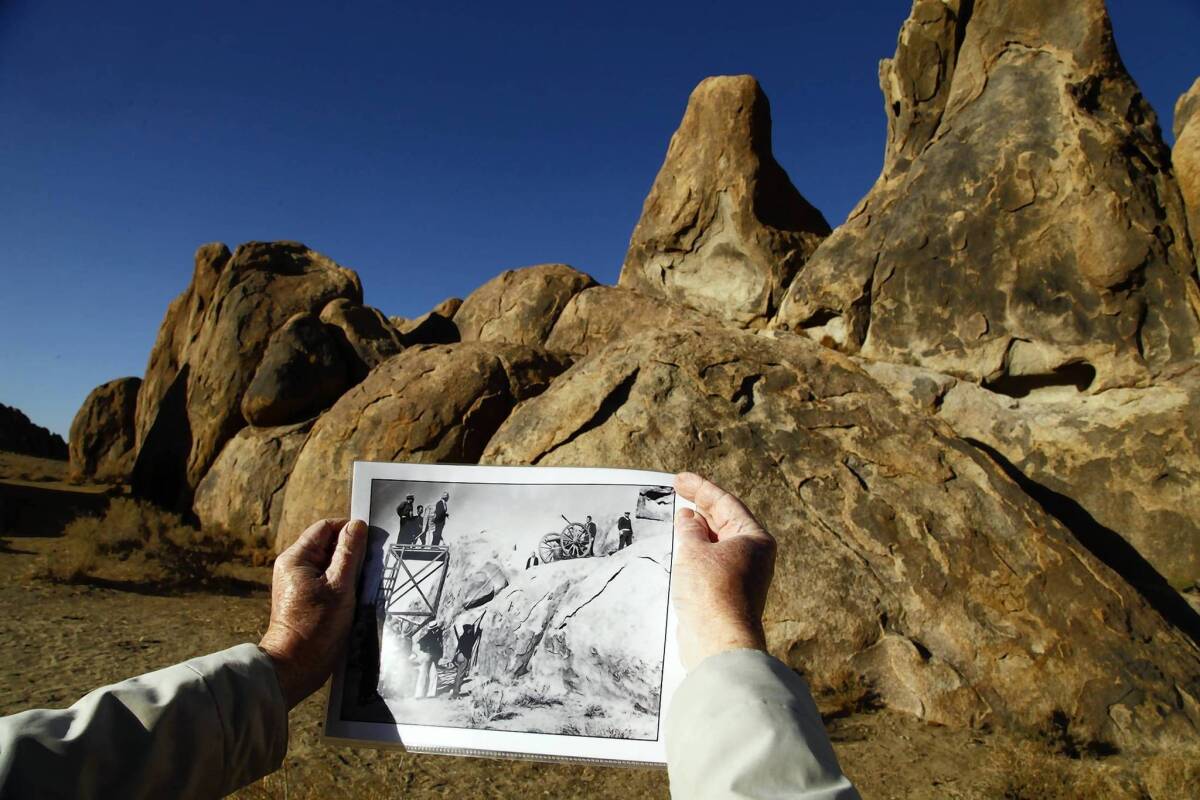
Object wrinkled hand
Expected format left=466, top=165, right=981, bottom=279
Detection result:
left=259, top=518, right=367, bottom=709
left=673, top=473, right=777, bottom=671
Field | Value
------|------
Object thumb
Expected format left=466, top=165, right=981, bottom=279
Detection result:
left=675, top=507, right=714, bottom=544
left=327, top=519, right=369, bottom=593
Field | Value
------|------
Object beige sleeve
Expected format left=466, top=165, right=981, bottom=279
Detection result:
left=666, top=649, right=861, bottom=800
left=0, top=643, right=288, bottom=800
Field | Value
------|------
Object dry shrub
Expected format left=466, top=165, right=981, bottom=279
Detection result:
left=815, top=669, right=882, bottom=722
left=36, top=497, right=238, bottom=588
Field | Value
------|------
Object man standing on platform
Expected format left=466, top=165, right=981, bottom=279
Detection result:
left=430, top=492, right=450, bottom=546
left=617, top=511, right=634, bottom=550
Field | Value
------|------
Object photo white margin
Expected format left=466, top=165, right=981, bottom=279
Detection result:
left=322, top=460, right=691, bottom=767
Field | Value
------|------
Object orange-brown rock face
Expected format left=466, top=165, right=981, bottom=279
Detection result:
left=68, top=377, right=141, bottom=483
left=619, top=75, right=830, bottom=328
left=453, top=263, right=595, bottom=347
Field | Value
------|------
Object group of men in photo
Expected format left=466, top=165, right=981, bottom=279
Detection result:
left=395, top=491, right=450, bottom=546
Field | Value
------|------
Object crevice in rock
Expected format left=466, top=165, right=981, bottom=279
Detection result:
left=557, top=566, right=627, bottom=628
left=982, top=361, right=1096, bottom=398
left=533, top=368, right=639, bottom=465
left=964, top=438, right=1200, bottom=647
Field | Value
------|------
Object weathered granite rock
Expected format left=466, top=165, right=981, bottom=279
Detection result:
left=275, top=342, right=569, bottom=551
left=193, top=421, right=312, bottom=548
left=398, top=311, right=460, bottom=346
left=241, top=313, right=350, bottom=427
left=454, top=264, right=595, bottom=347
left=619, top=75, right=830, bottom=327
left=859, top=359, right=1200, bottom=592
left=1175, top=78, right=1200, bottom=248
left=432, top=297, right=463, bottom=318
left=0, top=404, right=67, bottom=460
left=68, top=377, right=141, bottom=482
left=776, top=0, right=1200, bottom=388
left=132, top=242, right=362, bottom=507
left=134, top=242, right=230, bottom=452
left=483, top=327, right=1200, bottom=749
left=545, top=285, right=713, bottom=358
left=319, top=298, right=405, bottom=380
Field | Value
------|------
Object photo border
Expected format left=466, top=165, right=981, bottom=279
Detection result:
left=324, top=461, right=689, bottom=767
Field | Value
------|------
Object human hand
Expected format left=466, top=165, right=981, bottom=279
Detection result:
left=259, top=518, right=367, bottom=709
left=672, top=473, right=777, bottom=671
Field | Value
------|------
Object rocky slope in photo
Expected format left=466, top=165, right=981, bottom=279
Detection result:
left=60, top=0, right=1200, bottom=788
left=0, top=404, right=67, bottom=461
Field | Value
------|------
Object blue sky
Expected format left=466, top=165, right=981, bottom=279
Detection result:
left=2, top=0, right=1198, bottom=437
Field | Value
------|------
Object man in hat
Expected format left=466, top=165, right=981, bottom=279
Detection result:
left=617, top=511, right=634, bottom=550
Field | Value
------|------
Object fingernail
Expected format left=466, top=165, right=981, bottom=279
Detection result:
left=349, top=519, right=367, bottom=536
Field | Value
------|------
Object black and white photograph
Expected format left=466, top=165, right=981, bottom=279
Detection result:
left=328, top=463, right=679, bottom=755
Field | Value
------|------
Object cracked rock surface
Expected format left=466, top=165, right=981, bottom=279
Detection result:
left=775, top=0, right=1200, bottom=387
left=484, top=326, right=1200, bottom=750
left=454, top=263, right=595, bottom=347
left=193, top=420, right=313, bottom=549
left=68, top=376, right=141, bottom=483
left=618, top=75, right=829, bottom=327
left=1175, top=77, right=1200, bottom=249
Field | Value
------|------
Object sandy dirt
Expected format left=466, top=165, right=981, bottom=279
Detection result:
left=1, top=455, right=1196, bottom=799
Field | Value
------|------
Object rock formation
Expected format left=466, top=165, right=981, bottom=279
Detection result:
left=193, top=421, right=312, bottom=548
left=453, top=264, right=595, bottom=347
left=776, top=0, right=1200, bottom=389
left=861, top=359, right=1200, bottom=594
left=275, top=342, right=569, bottom=551
left=319, top=298, right=405, bottom=380
left=619, top=75, right=830, bottom=327
left=241, top=313, right=351, bottom=427
left=131, top=241, right=362, bottom=507
left=1175, top=77, right=1200, bottom=247
left=0, top=403, right=67, bottom=460
left=545, top=285, right=713, bottom=358
left=484, top=327, right=1200, bottom=749
left=68, top=377, right=141, bottom=482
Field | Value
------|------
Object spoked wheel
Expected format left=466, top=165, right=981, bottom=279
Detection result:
left=558, top=522, right=591, bottom=559
left=538, top=533, right=563, bottom=563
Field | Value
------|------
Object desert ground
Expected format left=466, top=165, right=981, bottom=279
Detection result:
left=2, top=452, right=1196, bottom=800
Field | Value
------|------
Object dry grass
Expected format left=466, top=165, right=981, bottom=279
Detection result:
left=33, top=497, right=241, bottom=588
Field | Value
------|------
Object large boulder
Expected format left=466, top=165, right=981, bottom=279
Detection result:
left=0, top=404, right=67, bottom=460
left=132, top=242, right=362, bottom=508
left=193, top=421, right=312, bottom=548
left=68, top=377, right=141, bottom=482
left=319, top=298, right=405, bottom=380
left=618, top=75, right=830, bottom=327
left=241, top=313, right=351, bottom=427
left=776, top=0, right=1200, bottom=388
left=483, top=327, right=1200, bottom=750
left=275, top=342, right=569, bottom=551
left=545, top=285, right=713, bottom=358
left=1175, top=77, right=1200, bottom=248
left=859, top=359, right=1200, bottom=593
left=134, top=242, right=230, bottom=451
left=453, top=264, right=595, bottom=347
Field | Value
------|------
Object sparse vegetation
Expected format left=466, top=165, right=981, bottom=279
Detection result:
left=33, top=497, right=241, bottom=589
left=815, top=670, right=883, bottom=722
left=583, top=703, right=606, bottom=718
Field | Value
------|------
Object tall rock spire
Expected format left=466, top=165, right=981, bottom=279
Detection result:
left=776, top=0, right=1200, bottom=392
left=619, top=75, right=830, bottom=327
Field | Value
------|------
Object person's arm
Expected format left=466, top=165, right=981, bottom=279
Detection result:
left=0, top=518, right=367, bottom=800
left=667, top=473, right=860, bottom=800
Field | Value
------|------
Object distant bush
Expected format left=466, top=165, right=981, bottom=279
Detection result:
left=35, top=497, right=238, bottom=588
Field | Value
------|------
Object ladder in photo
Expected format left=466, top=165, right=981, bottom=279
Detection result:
left=377, top=544, right=450, bottom=635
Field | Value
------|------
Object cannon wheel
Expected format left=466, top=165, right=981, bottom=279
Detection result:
left=538, top=532, right=563, bottom=563
left=558, top=522, right=590, bottom=559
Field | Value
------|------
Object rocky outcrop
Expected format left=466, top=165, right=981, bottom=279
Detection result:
left=132, top=241, right=362, bottom=508
left=134, top=243, right=231, bottom=452
left=68, top=377, right=141, bottom=482
left=619, top=75, right=830, bottom=327
left=545, top=285, right=713, bottom=358
left=860, top=359, right=1200, bottom=592
left=0, top=404, right=67, bottom=460
left=193, top=421, right=312, bottom=548
left=275, top=342, right=569, bottom=551
left=484, top=327, right=1200, bottom=750
left=241, top=313, right=351, bottom=427
left=776, top=0, right=1200, bottom=388
left=319, top=298, right=405, bottom=380
left=1175, top=77, right=1200, bottom=247
left=453, top=264, right=595, bottom=347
